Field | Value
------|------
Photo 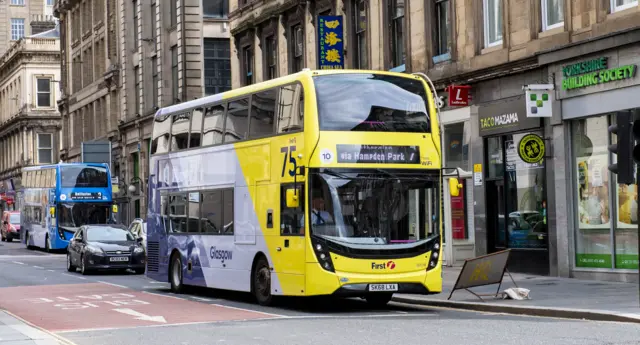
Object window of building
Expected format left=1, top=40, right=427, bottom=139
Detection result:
left=290, top=24, right=304, bottom=73
left=249, top=89, right=276, bottom=138
left=434, top=0, right=451, bottom=58
left=483, top=0, right=503, bottom=47
left=37, top=133, right=53, bottom=164
left=190, top=108, right=203, bottom=148
left=133, top=0, right=139, bottom=50
left=225, top=98, right=249, bottom=142
left=265, top=35, right=277, bottom=79
left=388, top=0, right=405, bottom=69
left=11, top=0, right=25, bottom=5
left=243, top=46, right=253, bottom=85
left=611, top=0, right=638, bottom=12
left=151, top=56, right=158, bottom=108
left=171, top=46, right=179, bottom=103
left=444, top=122, right=470, bottom=171
left=36, top=78, right=52, bottom=108
left=202, top=104, right=225, bottom=146
left=276, top=84, right=304, bottom=133
left=204, top=38, right=231, bottom=96
left=203, top=0, right=228, bottom=18
left=134, top=66, right=140, bottom=114
left=150, top=2, right=157, bottom=51
left=170, top=0, right=178, bottom=27
left=571, top=111, right=640, bottom=270
left=352, top=0, right=367, bottom=69
left=11, top=19, right=24, bottom=41
left=47, top=0, right=54, bottom=5
left=542, top=0, right=564, bottom=31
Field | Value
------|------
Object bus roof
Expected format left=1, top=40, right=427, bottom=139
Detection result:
left=21, top=162, right=110, bottom=172
left=153, top=69, right=425, bottom=119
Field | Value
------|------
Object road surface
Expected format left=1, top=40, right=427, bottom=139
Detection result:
left=1, top=240, right=638, bottom=345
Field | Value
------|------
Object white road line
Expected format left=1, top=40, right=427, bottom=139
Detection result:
left=149, top=281, right=165, bottom=284
left=210, top=304, right=285, bottom=318
left=62, top=273, right=86, bottom=280
left=190, top=296, right=213, bottom=302
left=11, top=261, right=25, bottom=265
left=142, top=291, right=186, bottom=301
left=54, top=319, right=278, bottom=334
left=32, top=266, right=43, bottom=269
left=47, top=270, right=55, bottom=272
left=97, top=281, right=128, bottom=289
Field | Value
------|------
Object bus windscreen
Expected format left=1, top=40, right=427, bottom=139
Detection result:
left=60, top=166, right=109, bottom=188
left=313, top=74, right=430, bottom=133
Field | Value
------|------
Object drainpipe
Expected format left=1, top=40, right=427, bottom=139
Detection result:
left=180, top=0, right=187, bottom=103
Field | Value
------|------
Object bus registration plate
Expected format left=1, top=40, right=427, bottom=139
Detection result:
left=368, top=284, right=398, bottom=292
left=110, top=257, right=129, bottom=262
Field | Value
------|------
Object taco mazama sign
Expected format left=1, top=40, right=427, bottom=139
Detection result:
left=478, top=95, right=541, bottom=136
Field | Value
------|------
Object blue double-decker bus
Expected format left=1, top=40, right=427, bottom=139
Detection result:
left=19, top=163, right=116, bottom=251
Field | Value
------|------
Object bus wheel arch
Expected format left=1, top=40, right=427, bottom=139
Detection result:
left=251, top=252, right=273, bottom=306
left=169, top=249, right=184, bottom=293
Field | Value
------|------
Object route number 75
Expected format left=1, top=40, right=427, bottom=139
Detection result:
left=281, top=146, right=297, bottom=177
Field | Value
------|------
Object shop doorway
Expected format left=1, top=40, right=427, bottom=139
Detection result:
left=484, top=131, right=550, bottom=275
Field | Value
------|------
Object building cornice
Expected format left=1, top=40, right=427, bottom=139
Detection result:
left=230, top=0, right=302, bottom=35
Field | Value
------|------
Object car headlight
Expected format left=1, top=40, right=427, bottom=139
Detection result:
left=134, top=246, right=144, bottom=254
left=86, top=245, right=104, bottom=254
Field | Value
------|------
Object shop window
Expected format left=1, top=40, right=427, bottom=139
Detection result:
left=444, top=122, right=470, bottom=171
left=572, top=115, right=613, bottom=268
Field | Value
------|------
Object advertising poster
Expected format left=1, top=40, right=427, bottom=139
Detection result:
left=451, top=182, right=466, bottom=240
left=615, top=183, right=639, bottom=269
left=575, top=154, right=612, bottom=268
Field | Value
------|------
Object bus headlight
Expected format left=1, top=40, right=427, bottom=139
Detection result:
left=311, top=238, right=335, bottom=273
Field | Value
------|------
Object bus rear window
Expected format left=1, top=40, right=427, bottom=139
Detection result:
left=61, top=166, right=109, bottom=188
left=313, top=74, right=430, bottom=133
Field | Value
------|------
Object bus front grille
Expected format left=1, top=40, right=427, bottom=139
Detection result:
left=147, top=241, right=159, bottom=272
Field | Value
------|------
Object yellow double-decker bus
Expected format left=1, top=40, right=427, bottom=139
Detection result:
left=146, top=69, right=461, bottom=306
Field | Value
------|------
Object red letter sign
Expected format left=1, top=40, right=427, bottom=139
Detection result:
left=447, top=85, right=471, bottom=107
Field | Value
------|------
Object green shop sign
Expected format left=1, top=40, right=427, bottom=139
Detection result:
left=561, top=56, right=637, bottom=90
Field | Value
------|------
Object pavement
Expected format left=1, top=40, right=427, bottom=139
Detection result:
left=2, top=240, right=640, bottom=345
left=394, top=266, right=640, bottom=323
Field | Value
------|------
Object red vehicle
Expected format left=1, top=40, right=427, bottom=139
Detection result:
left=1, top=211, right=20, bottom=242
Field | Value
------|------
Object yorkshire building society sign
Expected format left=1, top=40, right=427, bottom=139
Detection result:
left=562, top=57, right=637, bottom=90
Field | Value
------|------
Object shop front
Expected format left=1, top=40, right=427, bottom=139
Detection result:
left=477, top=96, right=550, bottom=275
left=551, top=46, right=640, bottom=281
left=440, top=106, right=475, bottom=266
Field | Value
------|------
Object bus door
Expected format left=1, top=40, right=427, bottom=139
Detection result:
left=276, top=183, right=306, bottom=295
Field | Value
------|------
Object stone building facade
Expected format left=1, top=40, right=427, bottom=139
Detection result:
left=0, top=29, right=61, bottom=212
left=55, top=0, right=231, bottom=224
left=0, top=0, right=57, bottom=56
left=229, top=0, right=640, bottom=282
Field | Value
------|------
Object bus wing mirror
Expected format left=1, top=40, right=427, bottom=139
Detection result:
left=449, top=178, right=462, bottom=197
left=286, top=189, right=300, bottom=208
left=112, top=205, right=119, bottom=213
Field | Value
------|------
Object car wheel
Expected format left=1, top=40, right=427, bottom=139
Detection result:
left=80, top=254, right=90, bottom=275
left=170, top=254, right=183, bottom=293
left=1, top=232, right=5, bottom=242
left=6, top=237, right=11, bottom=243
left=364, top=293, right=393, bottom=307
left=252, top=256, right=273, bottom=306
left=67, top=253, right=76, bottom=272
left=135, top=268, right=145, bottom=275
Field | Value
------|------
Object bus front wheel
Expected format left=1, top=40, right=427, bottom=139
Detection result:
left=365, top=293, right=393, bottom=307
left=25, top=233, right=33, bottom=250
left=252, top=256, right=273, bottom=306
left=170, top=253, right=183, bottom=293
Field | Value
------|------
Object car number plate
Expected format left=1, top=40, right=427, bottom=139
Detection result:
left=110, top=257, right=129, bottom=262
left=368, top=284, right=398, bottom=292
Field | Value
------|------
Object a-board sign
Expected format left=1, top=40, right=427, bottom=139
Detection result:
left=448, top=249, right=512, bottom=300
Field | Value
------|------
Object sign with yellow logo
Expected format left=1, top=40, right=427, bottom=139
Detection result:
left=317, top=16, right=344, bottom=70
left=518, top=134, right=545, bottom=164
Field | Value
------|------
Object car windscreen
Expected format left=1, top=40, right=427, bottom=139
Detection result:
left=86, top=227, right=134, bottom=242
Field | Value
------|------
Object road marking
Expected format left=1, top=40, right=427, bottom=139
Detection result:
left=1, top=310, right=78, bottom=345
left=142, top=291, right=186, bottom=301
left=210, top=304, right=285, bottom=318
left=191, top=296, right=213, bottom=302
left=11, top=261, right=25, bottom=265
left=33, top=266, right=43, bottom=269
left=149, top=281, right=165, bottom=284
left=113, top=308, right=166, bottom=323
left=48, top=270, right=55, bottom=272
left=98, top=281, right=128, bottom=289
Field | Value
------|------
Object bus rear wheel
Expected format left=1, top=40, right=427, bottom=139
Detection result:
left=170, top=253, right=184, bottom=293
left=252, top=256, right=273, bottom=306
left=365, top=293, right=393, bottom=307
left=45, top=235, right=50, bottom=253
left=25, top=232, right=33, bottom=250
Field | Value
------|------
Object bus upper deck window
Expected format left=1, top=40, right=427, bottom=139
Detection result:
left=276, top=84, right=304, bottom=133
left=190, top=108, right=203, bottom=148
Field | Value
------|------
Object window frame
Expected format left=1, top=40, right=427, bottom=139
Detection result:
left=434, top=0, right=452, bottom=58
left=203, top=0, right=229, bottom=19
left=134, top=66, right=140, bottom=114
left=351, top=0, right=368, bottom=69
left=133, top=0, right=139, bottom=50
left=166, top=188, right=234, bottom=235
left=170, top=0, right=178, bottom=27
left=242, top=45, right=254, bottom=86
left=35, top=77, right=53, bottom=108
left=171, top=45, right=179, bottom=104
left=10, top=18, right=25, bottom=41
left=483, top=0, right=503, bottom=48
left=11, top=0, right=25, bottom=5
left=289, top=23, right=304, bottom=73
left=541, top=0, right=564, bottom=31
left=37, top=133, right=53, bottom=164
left=610, top=0, right=638, bottom=12
left=204, top=38, right=232, bottom=96
left=388, top=0, right=406, bottom=69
